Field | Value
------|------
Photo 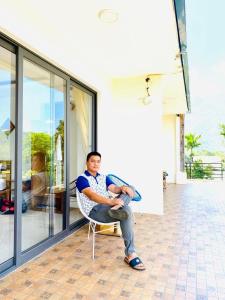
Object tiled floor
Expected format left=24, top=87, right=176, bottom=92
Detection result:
left=1, top=181, right=225, bottom=300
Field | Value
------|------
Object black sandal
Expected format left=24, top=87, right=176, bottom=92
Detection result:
left=124, top=256, right=146, bottom=271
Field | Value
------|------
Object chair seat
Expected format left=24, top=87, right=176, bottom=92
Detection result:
left=76, top=188, right=119, bottom=259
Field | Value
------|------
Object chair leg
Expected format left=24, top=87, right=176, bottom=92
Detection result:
left=92, top=223, right=96, bottom=260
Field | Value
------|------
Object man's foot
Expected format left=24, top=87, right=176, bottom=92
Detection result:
left=108, top=207, right=128, bottom=220
left=124, top=253, right=145, bottom=271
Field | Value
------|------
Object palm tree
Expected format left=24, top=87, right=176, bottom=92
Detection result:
left=219, top=124, right=225, bottom=139
left=185, top=133, right=202, bottom=162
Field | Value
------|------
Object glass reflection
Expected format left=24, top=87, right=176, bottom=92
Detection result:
left=51, top=75, right=66, bottom=234
left=0, top=45, right=16, bottom=263
left=69, top=85, right=92, bottom=224
left=22, top=60, right=66, bottom=250
left=22, top=59, right=51, bottom=250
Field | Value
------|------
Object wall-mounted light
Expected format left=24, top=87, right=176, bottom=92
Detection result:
left=70, top=101, right=75, bottom=111
left=139, top=76, right=152, bottom=105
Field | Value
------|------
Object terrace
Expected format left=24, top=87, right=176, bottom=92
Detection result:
left=1, top=181, right=225, bottom=299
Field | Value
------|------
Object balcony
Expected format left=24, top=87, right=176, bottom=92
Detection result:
left=0, top=181, right=225, bottom=299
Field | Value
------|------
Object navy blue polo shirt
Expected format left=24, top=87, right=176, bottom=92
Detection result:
left=76, top=170, right=114, bottom=193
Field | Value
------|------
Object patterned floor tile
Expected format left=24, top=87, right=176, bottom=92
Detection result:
left=1, top=182, right=225, bottom=299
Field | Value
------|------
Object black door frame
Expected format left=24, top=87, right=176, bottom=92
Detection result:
left=0, top=33, right=97, bottom=277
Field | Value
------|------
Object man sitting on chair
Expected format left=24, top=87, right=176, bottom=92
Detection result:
left=76, top=151, right=145, bottom=271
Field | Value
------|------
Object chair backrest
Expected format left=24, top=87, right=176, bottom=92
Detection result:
left=76, top=188, right=93, bottom=220
left=107, top=174, right=142, bottom=202
left=70, top=179, right=77, bottom=197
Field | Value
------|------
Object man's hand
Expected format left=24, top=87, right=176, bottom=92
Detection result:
left=82, top=187, right=121, bottom=206
left=121, top=186, right=134, bottom=198
left=110, top=197, right=124, bottom=211
left=111, top=197, right=124, bottom=207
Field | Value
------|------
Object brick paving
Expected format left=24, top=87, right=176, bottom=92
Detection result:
left=0, top=181, right=225, bottom=299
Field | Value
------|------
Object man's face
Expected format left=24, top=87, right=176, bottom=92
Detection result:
left=87, top=155, right=101, bottom=174
left=31, top=155, right=41, bottom=171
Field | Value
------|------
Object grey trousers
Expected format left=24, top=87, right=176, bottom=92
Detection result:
left=89, top=191, right=135, bottom=256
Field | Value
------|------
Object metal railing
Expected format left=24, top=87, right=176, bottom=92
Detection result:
left=185, top=162, right=224, bottom=180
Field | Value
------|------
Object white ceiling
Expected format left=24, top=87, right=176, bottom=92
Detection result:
left=0, top=0, right=187, bottom=112
left=0, top=0, right=181, bottom=77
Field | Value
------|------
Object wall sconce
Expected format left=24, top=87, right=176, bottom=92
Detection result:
left=140, top=76, right=152, bottom=105
left=70, top=101, right=75, bottom=111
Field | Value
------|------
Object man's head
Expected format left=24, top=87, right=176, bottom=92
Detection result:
left=32, top=152, right=46, bottom=172
left=86, top=151, right=101, bottom=175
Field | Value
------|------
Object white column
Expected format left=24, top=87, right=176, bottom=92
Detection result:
left=175, top=115, right=187, bottom=183
left=99, top=76, right=164, bottom=215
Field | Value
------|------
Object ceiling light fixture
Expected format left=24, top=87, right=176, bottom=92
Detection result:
left=98, top=9, right=119, bottom=23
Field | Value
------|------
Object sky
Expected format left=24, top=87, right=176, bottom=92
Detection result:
left=185, top=0, right=225, bottom=152
left=0, top=71, right=64, bottom=135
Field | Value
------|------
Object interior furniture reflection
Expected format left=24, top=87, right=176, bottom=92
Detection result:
left=0, top=160, right=12, bottom=201
left=30, top=185, right=65, bottom=213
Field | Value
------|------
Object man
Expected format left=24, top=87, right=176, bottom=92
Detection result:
left=76, top=151, right=145, bottom=271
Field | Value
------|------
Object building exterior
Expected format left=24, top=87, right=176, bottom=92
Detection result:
left=0, top=0, right=190, bottom=276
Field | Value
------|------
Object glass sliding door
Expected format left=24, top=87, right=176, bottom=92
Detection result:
left=21, top=59, right=66, bottom=251
left=22, top=59, right=51, bottom=250
left=69, top=84, right=93, bottom=224
left=0, top=44, right=16, bottom=264
left=51, top=74, right=66, bottom=235
left=0, top=34, right=97, bottom=277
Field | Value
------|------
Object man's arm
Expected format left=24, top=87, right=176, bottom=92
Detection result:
left=82, top=187, right=124, bottom=207
left=108, top=184, right=135, bottom=198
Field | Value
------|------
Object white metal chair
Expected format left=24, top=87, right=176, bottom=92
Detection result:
left=76, top=188, right=120, bottom=259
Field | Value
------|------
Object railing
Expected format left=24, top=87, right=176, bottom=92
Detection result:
left=185, top=162, right=224, bottom=180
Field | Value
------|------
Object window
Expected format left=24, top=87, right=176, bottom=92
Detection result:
left=0, top=42, right=16, bottom=264
left=69, top=84, right=93, bottom=224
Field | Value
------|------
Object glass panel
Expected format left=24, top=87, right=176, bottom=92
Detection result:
left=69, top=85, right=92, bottom=224
left=22, top=59, right=51, bottom=251
left=0, top=45, right=16, bottom=263
left=51, top=75, right=66, bottom=234
left=21, top=60, right=66, bottom=250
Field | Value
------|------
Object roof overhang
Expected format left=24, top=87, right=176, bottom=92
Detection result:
left=173, top=0, right=190, bottom=112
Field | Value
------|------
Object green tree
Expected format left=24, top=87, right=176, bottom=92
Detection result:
left=54, top=120, right=64, bottom=184
left=191, top=161, right=205, bottom=179
left=55, top=120, right=64, bottom=158
left=220, top=124, right=225, bottom=139
left=185, top=133, right=202, bottom=162
left=219, top=124, right=225, bottom=172
left=23, top=132, right=51, bottom=157
left=186, top=160, right=213, bottom=179
left=23, top=132, right=51, bottom=177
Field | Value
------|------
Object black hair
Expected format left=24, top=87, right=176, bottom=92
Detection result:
left=86, top=151, right=101, bottom=162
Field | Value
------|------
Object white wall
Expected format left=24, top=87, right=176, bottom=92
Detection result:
left=98, top=76, right=164, bottom=214
left=0, top=28, right=165, bottom=214
left=162, top=115, right=176, bottom=183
